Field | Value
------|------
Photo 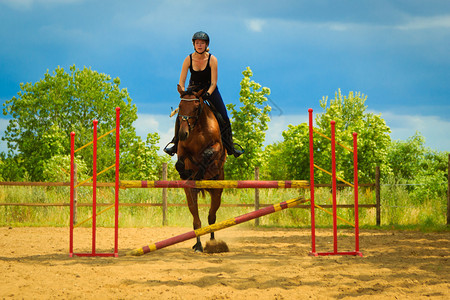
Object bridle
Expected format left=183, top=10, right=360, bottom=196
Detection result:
left=178, top=97, right=203, bottom=132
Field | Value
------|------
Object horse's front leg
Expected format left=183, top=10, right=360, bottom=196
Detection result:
left=199, top=142, right=226, bottom=180
left=204, top=188, right=229, bottom=253
left=207, top=188, right=223, bottom=241
left=184, top=187, right=203, bottom=252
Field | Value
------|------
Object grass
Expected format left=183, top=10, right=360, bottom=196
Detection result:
left=0, top=184, right=448, bottom=231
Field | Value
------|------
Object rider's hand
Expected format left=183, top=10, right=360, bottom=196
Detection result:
left=203, top=92, right=211, bottom=100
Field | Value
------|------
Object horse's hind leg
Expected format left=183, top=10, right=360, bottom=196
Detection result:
left=208, top=188, right=223, bottom=241
left=185, top=188, right=203, bottom=252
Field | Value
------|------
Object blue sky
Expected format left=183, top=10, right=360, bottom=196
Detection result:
left=1, top=0, right=449, bottom=154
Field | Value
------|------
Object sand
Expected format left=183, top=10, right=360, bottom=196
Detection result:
left=1, top=226, right=449, bottom=299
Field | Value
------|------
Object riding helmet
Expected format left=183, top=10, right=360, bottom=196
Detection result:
left=192, top=31, right=210, bottom=44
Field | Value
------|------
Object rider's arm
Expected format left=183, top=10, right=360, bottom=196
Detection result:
left=178, top=56, right=190, bottom=91
left=208, top=55, right=218, bottom=95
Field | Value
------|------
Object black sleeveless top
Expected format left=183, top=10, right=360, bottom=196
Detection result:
left=188, top=53, right=211, bottom=91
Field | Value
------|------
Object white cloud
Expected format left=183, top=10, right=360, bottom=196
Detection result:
left=39, top=25, right=92, bottom=43
left=256, top=111, right=450, bottom=153
left=1, top=111, right=448, bottom=157
left=243, top=13, right=450, bottom=35
left=0, top=0, right=84, bottom=10
left=0, top=0, right=33, bottom=9
left=243, top=17, right=366, bottom=34
left=396, top=15, right=450, bottom=30
left=134, top=113, right=175, bottom=155
left=265, top=110, right=450, bottom=152
left=246, top=18, right=266, bottom=32
left=0, top=114, right=176, bottom=156
left=264, top=114, right=308, bottom=145
left=0, top=118, right=10, bottom=154
left=134, top=111, right=450, bottom=154
left=268, top=111, right=450, bottom=152
left=378, top=111, right=450, bottom=151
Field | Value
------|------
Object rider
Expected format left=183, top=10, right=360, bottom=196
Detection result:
left=164, top=31, right=244, bottom=158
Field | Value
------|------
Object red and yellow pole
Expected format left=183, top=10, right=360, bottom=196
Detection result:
left=69, top=132, right=75, bottom=257
left=128, top=197, right=307, bottom=256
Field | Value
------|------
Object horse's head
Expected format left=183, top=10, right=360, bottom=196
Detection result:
left=177, top=84, right=204, bottom=141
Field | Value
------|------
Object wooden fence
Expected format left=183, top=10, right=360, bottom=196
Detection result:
left=2, top=154, right=449, bottom=226
left=0, top=165, right=384, bottom=226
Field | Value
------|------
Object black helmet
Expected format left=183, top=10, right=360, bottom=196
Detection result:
left=192, top=31, right=209, bottom=44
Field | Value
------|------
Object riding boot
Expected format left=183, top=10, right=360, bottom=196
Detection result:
left=221, top=120, right=244, bottom=158
left=206, top=100, right=244, bottom=158
left=164, top=118, right=180, bottom=156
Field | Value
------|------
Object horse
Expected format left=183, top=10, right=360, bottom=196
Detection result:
left=174, top=84, right=227, bottom=252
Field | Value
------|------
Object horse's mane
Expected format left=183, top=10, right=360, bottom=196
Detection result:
left=183, top=85, right=203, bottom=97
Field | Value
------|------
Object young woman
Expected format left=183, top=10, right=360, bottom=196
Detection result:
left=164, top=31, right=244, bottom=158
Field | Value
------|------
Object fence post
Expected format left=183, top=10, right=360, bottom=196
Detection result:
left=162, top=163, right=168, bottom=226
left=447, top=154, right=449, bottom=226
left=375, top=166, right=381, bottom=226
left=254, top=167, right=260, bottom=226
left=74, top=163, right=78, bottom=224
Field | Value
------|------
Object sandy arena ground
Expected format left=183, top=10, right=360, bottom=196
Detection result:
left=1, top=226, right=449, bottom=299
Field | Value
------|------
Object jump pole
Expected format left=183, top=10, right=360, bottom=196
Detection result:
left=128, top=196, right=308, bottom=256
left=120, top=180, right=309, bottom=189
left=308, top=108, right=316, bottom=255
left=69, top=107, right=120, bottom=257
left=308, top=108, right=362, bottom=257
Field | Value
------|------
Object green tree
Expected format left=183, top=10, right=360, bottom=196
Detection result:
left=314, top=89, right=391, bottom=183
left=1, top=65, right=161, bottom=181
left=0, top=152, right=28, bottom=181
left=42, top=154, right=88, bottom=182
left=387, top=132, right=426, bottom=180
left=387, top=132, right=448, bottom=200
left=225, top=67, right=271, bottom=179
left=264, top=89, right=391, bottom=183
left=121, top=132, right=173, bottom=180
left=416, top=149, right=449, bottom=200
left=262, top=123, right=310, bottom=180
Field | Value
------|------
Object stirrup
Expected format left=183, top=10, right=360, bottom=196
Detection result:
left=231, top=143, right=244, bottom=158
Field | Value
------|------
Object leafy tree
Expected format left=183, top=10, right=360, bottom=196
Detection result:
left=262, top=123, right=310, bottom=180
left=0, top=152, right=28, bottom=181
left=1, top=65, right=161, bottom=181
left=121, top=132, right=174, bottom=180
left=261, top=141, right=286, bottom=180
left=225, top=67, right=271, bottom=179
left=42, top=154, right=88, bottom=182
left=264, top=89, right=391, bottom=183
left=314, top=89, right=391, bottom=183
left=387, top=132, right=426, bottom=180
left=387, top=132, right=448, bottom=200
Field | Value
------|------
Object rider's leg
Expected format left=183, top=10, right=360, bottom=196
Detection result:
left=164, top=117, right=180, bottom=156
left=208, top=88, right=244, bottom=158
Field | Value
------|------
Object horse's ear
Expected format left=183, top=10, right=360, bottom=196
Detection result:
left=177, top=84, right=183, bottom=95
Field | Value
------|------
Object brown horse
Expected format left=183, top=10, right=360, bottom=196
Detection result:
left=174, top=84, right=226, bottom=252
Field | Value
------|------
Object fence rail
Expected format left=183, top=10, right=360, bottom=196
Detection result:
left=0, top=164, right=382, bottom=225
left=0, top=181, right=375, bottom=188
left=0, top=182, right=114, bottom=187
left=0, top=202, right=377, bottom=209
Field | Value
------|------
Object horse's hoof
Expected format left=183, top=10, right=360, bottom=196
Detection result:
left=192, top=243, right=203, bottom=253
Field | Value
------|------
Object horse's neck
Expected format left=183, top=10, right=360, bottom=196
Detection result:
left=191, top=105, right=218, bottom=140
left=198, top=104, right=216, bottom=126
